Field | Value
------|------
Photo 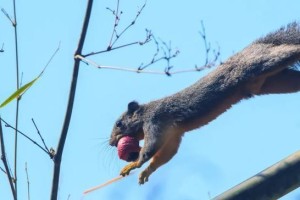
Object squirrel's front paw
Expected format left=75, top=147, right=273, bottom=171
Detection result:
left=120, top=162, right=138, bottom=176
left=139, top=170, right=150, bottom=184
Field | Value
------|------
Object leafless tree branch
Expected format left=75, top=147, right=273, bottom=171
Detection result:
left=31, top=119, right=51, bottom=156
left=50, top=0, right=94, bottom=199
left=4, top=1, right=22, bottom=196
left=25, top=162, right=30, bottom=200
left=0, top=118, right=16, bottom=200
left=106, top=0, right=147, bottom=50
left=79, top=21, right=220, bottom=76
left=0, top=118, right=51, bottom=158
left=1, top=8, right=15, bottom=26
left=1, top=165, right=7, bottom=174
left=0, top=43, right=4, bottom=53
left=82, top=29, right=151, bottom=57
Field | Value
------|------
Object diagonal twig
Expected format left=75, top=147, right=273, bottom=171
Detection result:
left=0, top=118, right=51, bottom=158
left=0, top=166, right=7, bottom=174
left=82, top=28, right=151, bottom=57
left=31, top=118, right=51, bottom=155
left=1, top=8, right=15, bottom=26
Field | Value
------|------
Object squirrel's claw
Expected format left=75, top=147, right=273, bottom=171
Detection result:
left=120, top=162, right=138, bottom=176
left=139, top=170, right=149, bottom=184
left=139, top=166, right=155, bottom=184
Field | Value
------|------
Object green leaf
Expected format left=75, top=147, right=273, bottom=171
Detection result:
left=0, top=77, right=39, bottom=108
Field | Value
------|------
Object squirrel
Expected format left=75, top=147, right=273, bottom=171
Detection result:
left=109, top=22, right=300, bottom=184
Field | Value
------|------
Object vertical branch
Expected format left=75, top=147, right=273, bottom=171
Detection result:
left=50, top=0, right=94, bottom=199
left=0, top=119, right=17, bottom=200
left=25, top=162, right=30, bottom=200
left=12, top=0, right=20, bottom=197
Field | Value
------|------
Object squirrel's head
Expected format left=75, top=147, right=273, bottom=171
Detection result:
left=109, top=101, right=144, bottom=147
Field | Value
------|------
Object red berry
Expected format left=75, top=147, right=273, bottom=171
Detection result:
left=117, top=136, right=141, bottom=161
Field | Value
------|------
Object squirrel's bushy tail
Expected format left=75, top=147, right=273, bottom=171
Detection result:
left=255, top=22, right=300, bottom=45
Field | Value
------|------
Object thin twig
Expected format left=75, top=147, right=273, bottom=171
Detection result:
left=0, top=43, right=4, bottom=53
left=0, top=118, right=51, bottom=158
left=83, top=29, right=151, bottom=57
left=31, top=118, right=51, bottom=154
left=107, top=0, right=121, bottom=49
left=1, top=8, right=15, bottom=26
left=75, top=54, right=211, bottom=75
left=0, top=166, right=7, bottom=174
left=199, top=21, right=210, bottom=66
left=0, top=118, right=17, bottom=200
left=111, top=1, right=147, bottom=47
left=84, top=0, right=148, bottom=56
left=197, top=21, right=220, bottom=71
left=12, top=0, right=20, bottom=196
left=25, top=162, right=30, bottom=200
left=38, top=42, right=60, bottom=78
left=50, top=0, right=94, bottom=199
left=138, top=35, right=180, bottom=75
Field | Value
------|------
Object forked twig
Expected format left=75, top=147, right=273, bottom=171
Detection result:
left=83, top=0, right=148, bottom=57
left=0, top=118, right=52, bottom=158
left=138, top=35, right=180, bottom=75
left=32, top=119, right=51, bottom=155
left=107, top=0, right=147, bottom=49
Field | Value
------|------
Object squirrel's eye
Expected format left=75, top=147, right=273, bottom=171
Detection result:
left=116, top=120, right=123, bottom=128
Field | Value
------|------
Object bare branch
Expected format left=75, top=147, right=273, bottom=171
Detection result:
left=50, top=0, right=94, bottom=199
left=1, top=8, right=15, bottom=26
left=25, top=162, right=30, bottom=200
left=75, top=54, right=212, bottom=75
left=0, top=118, right=51, bottom=158
left=106, top=0, right=147, bottom=50
left=78, top=21, right=220, bottom=76
left=0, top=43, right=4, bottom=53
left=199, top=21, right=210, bottom=66
left=0, top=166, right=7, bottom=174
left=139, top=35, right=180, bottom=75
left=213, top=150, right=300, bottom=200
left=110, top=1, right=147, bottom=48
left=0, top=118, right=16, bottom=200
left=107, top=0, right=121, bottom=48
left=83, top=27, right=151, bottom=57
left=196, top=21, right=220, bottom=71
left=31, top=118, right=51, bottom=155
left=11, top=0, right=20, bottom=196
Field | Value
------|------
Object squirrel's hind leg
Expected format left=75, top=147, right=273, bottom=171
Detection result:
left=257, top=69, right=300, bottom=95
left=139, top=133, right=182, bottom=184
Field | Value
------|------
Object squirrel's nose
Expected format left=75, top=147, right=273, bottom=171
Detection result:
left=109, top=137, right=117, bottom=147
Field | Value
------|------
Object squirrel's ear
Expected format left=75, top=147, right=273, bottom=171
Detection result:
left=127, top=101, right=140, bottom=114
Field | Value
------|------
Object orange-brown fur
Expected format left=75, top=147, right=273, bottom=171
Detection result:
left=110, top=22, right=300, bottom=184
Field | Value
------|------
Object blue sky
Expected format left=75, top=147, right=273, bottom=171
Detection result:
left=1, top=0, right=300, bottom=199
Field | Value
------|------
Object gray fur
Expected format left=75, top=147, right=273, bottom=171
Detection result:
left=110, top=22, right=300, bottom=184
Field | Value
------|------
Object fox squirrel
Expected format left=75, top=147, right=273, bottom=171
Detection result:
left=109, top=22, right=300, bottom=184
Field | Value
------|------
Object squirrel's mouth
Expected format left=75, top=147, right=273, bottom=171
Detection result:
left=110, top=131, right=144, bottom=147
left=116, top=136, right=141, bottom=162
left=109, top=134, right=124, bottom=147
